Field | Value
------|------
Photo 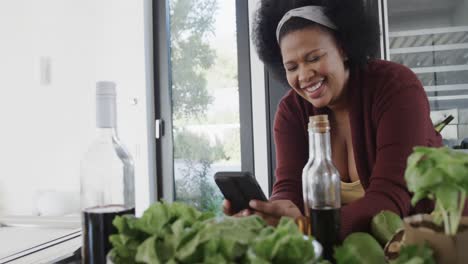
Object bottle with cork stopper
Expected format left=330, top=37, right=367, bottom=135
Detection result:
left=304, top=114, right=341, bottom=262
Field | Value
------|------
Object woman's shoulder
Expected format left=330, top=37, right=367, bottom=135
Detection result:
left=276, top=89, right=315, bottom=126
left=364, top=59, right=420, bottom=85
left=354, top=59, right=430, bottom=118
left=278, top=89, right=308, bottom=112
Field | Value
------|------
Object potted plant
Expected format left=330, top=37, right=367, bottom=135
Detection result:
left=404, top=147, right=468, bottom=264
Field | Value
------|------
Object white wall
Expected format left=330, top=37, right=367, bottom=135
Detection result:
left=248, top=0, right=270, bottom=195
left=0, top=0, right=154, bottom=216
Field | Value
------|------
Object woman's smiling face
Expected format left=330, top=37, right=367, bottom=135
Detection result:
left=280, top=25, right=350, bottom=109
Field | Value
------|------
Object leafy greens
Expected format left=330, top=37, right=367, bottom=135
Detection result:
left=390, top=243, right=436, bottom=264
left=109, top=201, right=319, bottom=263
left=333, top=232, right=386, bottom=264
left=405, top=147, right=468, bottom=235
left=371, top=210, right=403, bottom=245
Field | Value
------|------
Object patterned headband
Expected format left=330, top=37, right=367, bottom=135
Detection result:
left=276, top=6, right=337, bottom=43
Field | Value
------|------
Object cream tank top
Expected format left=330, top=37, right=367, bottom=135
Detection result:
left=340, top=180, right=365, bottom=205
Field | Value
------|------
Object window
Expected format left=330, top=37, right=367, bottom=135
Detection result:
left=153, top=0, right=254, bottom=214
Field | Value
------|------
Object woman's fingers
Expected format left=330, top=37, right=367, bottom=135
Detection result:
left=254, top=211, right=280, bottom=226
left=236, top=209, right=253, bottom=217
left=250, top=199, right=302, bottom=224
left=223, top=200, right=254, bottom=217
left=249, top=200, right=281, bottom=215
left=222, top=199, right=232, bottom=215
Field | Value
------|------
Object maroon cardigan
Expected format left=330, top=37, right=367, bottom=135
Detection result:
left=270, top=59, right=459, bottom=239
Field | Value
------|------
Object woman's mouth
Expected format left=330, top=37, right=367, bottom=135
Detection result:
left=303, top=79, right=325, bottom=99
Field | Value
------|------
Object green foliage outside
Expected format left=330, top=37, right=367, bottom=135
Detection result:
left=169, top=0, right=240, bottom=215
left=174, top=129, right=225, bottom=214
left=170, top=0, right=218, bottom=119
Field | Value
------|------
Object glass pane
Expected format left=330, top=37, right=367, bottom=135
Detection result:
left=169, top=0, right=241, bottom=214
left=387, top=0, right=468, bottom=147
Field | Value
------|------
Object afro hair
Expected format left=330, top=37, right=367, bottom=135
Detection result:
left=252, top=0, right=380, bottom=86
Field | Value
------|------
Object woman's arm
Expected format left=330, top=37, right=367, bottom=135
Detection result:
left=269, top=93, right=309, bottom=212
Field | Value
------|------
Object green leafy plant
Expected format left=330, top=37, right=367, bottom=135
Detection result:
left=405, top=147, right=468, bottom=235
left=371, top=210, right=403, bottom=245
left=247, top=218, right=316, bottom=263
left=390, top=243, right=436, bottom=264
left=334, top=232, right=385, bottom=264
left=109, top=201, right=320, bottom=264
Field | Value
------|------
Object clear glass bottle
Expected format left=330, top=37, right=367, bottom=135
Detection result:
left=305, top=115, right=341, bottom=261
left=302, top=116, right=315, bottom=218
left=80, top=81, right=135, bottom=264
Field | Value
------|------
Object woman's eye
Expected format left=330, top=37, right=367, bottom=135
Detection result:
left=307, top=56, right=321, bottom=63
left=285, top=66, right=297, bottom=72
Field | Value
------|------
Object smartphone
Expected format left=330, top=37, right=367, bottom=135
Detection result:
left=214, top=171, right=267, bottom=214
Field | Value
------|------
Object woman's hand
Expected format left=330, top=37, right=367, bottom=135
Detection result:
left=222, top=199, right=254, bottom=217
left=249, top=199, right=303, bottom=226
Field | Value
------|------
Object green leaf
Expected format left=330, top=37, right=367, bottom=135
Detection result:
left=135, top=236, right=160, bottom=264
left=390, top=243, right=436, bottom=264
left=334, top=232, right=385, bottom=264
left=247, top=217, right=316, bottom=264
left=434, top=184, right=459, bottom=212
left=411, top=190, right=430, bottom=206
left=109, top=234, right=140, bottom=261
left=371, top=210, right=403, bottom=245
left=135, top=203, right=171, bottom=235
left=175, top=229, right=202, bottom=263
left=169, top=201, right=202, bottom=223
left=404, top=147, right=468, bottom=234
left=272, top=235, right=315, bottom=263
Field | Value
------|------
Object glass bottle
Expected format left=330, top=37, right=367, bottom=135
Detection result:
left=434, top=114, right=454, bottom=133
left=305, top=115, right=341, bottom=262
left=302, top=116, right=315, bottom=218
left=80, top=81, right=135, bottom=264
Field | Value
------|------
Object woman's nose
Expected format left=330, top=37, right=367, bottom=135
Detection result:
left=298, top=65, right=314, bottom=83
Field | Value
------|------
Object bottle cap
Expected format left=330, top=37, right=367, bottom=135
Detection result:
left=310, top=115, right=328, bottom=122
left=96, top=81, right=116, bottom=97
left=96, top=81, right=117, bottom=128
left=310, top=114, right=330, bottom=133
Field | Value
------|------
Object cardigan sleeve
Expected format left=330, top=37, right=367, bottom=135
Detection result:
left=339, top=69, right=442, bottom=239
left=270, top=96, right=308, bottom=211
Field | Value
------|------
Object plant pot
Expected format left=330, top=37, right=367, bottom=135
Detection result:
left=403, top=214, right=468, bottom=264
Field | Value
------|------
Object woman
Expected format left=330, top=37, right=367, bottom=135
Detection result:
left=224, top=0, right=442, bottom=239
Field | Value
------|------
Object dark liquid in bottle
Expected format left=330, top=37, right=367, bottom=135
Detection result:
left=309, top=207, right=340, bottom=262
left=82, top=205, right=135, bottom=264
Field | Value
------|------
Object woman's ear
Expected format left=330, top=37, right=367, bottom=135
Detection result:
left=339, top=47, right=348, bottom=62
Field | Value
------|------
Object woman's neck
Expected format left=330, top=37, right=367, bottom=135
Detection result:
left=329, top=109, right=349, bottom=130
left=328, top=67, right=351, bottom=112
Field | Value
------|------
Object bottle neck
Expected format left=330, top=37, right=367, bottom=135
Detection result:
left=313, top=130, right=332, bottom=161
left=96, top=127, right=118, bottom=138
left=96, top=96, right=117, bottom=129
left=308, top=128, right=314, bottom=157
